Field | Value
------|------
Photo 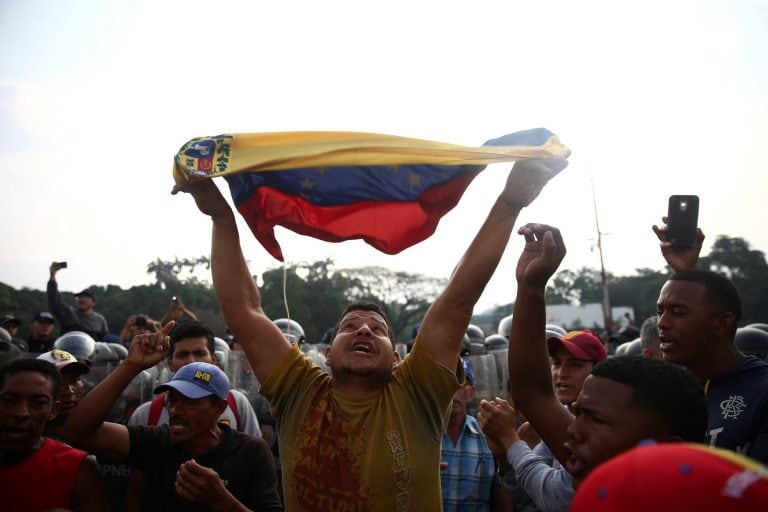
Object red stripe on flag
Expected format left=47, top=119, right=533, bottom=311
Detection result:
left=235, top=170, right=480, bottom=261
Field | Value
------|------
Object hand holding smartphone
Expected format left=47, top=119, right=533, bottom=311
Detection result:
left=666, top=195, right=699, bottom=248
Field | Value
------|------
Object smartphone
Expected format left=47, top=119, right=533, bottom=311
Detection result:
left=667, top=195, right=699, bottom=248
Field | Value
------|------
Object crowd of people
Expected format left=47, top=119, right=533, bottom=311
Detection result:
left=2, top=155, right=768, bottom=511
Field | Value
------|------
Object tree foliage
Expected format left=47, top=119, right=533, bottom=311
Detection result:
left=260, top=259, right=357, bottom=344
left=146, top=257, right=210, bottom=288
left=545, top=268, right=609, bottom=305
left=258, top=260, right=445, bottom=343
left=337, top=266, right=447, bottom=342
left=606, top=268, right=669, bottom=324
left=699, top=236, right=768, bottom=325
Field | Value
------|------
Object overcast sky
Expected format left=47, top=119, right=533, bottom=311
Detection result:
left=2, top=0, right=766, bottom=314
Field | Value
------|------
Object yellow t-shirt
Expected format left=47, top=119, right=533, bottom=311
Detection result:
left=260, top=341, right=462, bottom=512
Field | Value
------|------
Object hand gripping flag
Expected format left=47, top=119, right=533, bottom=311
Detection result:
left=173, top=128, right=570, bottom=261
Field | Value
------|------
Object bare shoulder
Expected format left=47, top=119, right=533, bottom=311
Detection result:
left=72, top=455, right=108, bottom=511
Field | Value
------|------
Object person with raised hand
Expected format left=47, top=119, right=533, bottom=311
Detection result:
left=175, top=156, right=568, bottom=511
left=653, top=216, right=768, bottom=462
left=57, top=321, right=281, bottom=511
left=496, top=223, right=707, bottom=511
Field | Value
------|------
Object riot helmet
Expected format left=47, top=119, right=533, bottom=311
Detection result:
left=485, top=334, right=509, bottom=351
left=274, top=318, right=306, bottom=344
left=745, top=323, right=768, bottom=334
left=497, top=315, right=513, bottom=338
left=54, top=331, right=96, bottom=360
left=466, top=324, right=485, bottom=345
left=735, top=327, right=768, bottom=359
left=93, top=342, right=119, bottom=363
left=545, top=324, right=567, bottom=337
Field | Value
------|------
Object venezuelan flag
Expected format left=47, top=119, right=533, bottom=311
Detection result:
left=173, top=128, right=569, bottom=261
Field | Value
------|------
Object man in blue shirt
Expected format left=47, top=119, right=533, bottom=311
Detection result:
left=653, top=220, right=768, bottom=463
left=441, top=357, right=512, bottom=511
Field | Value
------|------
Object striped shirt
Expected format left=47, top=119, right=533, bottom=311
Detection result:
left=441, top=414, right=498, bottom=511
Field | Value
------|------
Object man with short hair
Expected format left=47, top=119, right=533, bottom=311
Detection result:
left=548, top=330, right=607, bottom=410
left=638, top=315, right=662, bottom=359
left=129, top=320, right=261, bottom=436
left=0, top=358, right=106, bottom=511
left=482, top=331, right=607, bottom=511
left=27, top=311, right=58, bottom=353
left=441, top=358, right=511, bottom=511
left=653, top=221, right=768, bottom=463
left=0, top=315, right=20, bottom=333
left=480, top=223, right=707, bottom=506
left=119, top=314, right=158, bottom=347
left=177, top=155, right=567, bottom=510
left=657, top=269, right=768, bottom=462
left=57, top=325, right=282, bottom=511
left=47, top=262, right=109, bottom=340
left=0, top=335, right=21, bottom=368
left=37, top=348, right=131, bottom=511
left=36, top=349, right=90, bottom=439
left=0, top=315, right=28, bottom=352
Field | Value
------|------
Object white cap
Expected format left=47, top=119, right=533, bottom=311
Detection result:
left=37, top=349, right=90, bottom=374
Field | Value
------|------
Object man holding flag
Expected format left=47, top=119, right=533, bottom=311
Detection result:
left=176, top=133, right=567, bottom=511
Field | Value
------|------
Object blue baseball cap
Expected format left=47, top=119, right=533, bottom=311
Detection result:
left=461, top=357, right=474, bottom=385
left=153, top=361, right=229, bottom=400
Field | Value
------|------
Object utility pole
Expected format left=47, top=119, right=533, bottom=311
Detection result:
left=591, top=178, right=613, bottom=338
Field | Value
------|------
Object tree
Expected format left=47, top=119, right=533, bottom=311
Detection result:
left=545, top=269, right=579, bottom=305
left=146, top=256, right=210, bottom=289
left=259, top=261, right=448, bottom=344
left=337, top=266, right=447, bottom=342
left=701, top=236, right=768, bottom=280
left=0, top=283, right=20, bottom=316
left=607, top=268, right=669, bottom=325
left=700, top=236, right=768, bottom=324
left=545, top=267, right=608, bottom=306
left=259, top=259, right=356, bottom=344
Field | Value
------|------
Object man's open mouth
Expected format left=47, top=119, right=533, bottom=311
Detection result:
left=352, top=342, right=372, bottom=354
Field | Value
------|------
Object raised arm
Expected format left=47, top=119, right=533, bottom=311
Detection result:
left=417, top=157, right=568, bottom=369
left=57, top=324, right=172, bottom=460
left=507, top=223, right=574, bottom=467
left=479, top=398, right=573, bottom=512
left=160, top=297, right=199, bottom=326
left=47, top=262, right=72, bottom=323
left=652, top=216, right=705, bottom=272
left=175, top=180, right=291, bottom=384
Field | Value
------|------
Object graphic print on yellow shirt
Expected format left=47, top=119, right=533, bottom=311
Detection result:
left=261, top=342, right=462, bottom=511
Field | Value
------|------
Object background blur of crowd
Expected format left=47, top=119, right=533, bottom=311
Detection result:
left=3, top=298, right=767, bottom=426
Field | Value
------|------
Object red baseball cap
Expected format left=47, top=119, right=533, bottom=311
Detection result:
left=547, top=330, right=607, bottom=363
left=571, top=443, right=768, bottom=511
